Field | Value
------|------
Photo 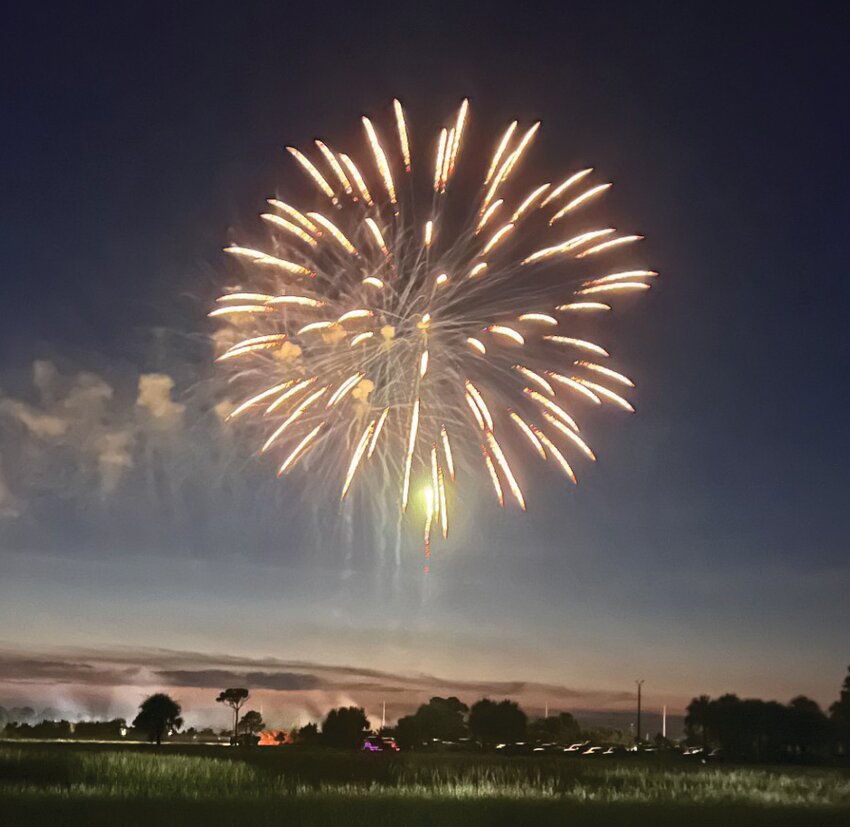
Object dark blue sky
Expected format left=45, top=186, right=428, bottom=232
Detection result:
left=1, top=2, right=848, bottom=722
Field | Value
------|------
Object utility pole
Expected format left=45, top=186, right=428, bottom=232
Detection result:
left=635, top=680, right=645, bottom=745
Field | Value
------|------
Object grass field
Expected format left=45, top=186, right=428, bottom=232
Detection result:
left=1, top=742, right=849, bottom=826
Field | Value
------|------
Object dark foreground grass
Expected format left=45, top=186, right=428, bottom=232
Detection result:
left=1, top=742, right=849, bottom=826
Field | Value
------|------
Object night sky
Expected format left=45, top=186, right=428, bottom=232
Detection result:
left=1, top=3, right=848, bottom=728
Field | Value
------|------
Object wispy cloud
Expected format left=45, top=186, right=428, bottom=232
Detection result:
left=0, top=644, right=636, bottom=725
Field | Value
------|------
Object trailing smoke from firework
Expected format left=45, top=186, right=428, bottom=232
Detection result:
left=211, top=98, right=655, bottom=566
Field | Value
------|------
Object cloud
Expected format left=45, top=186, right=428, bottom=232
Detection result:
left=155, top=670, right=323, bottom=691
left=0, top=645, right=633, bottom=712
left=0, top=398, right=68, bottom=439
left=0, top=453, right=20, bottom=519
left=136, top=374, right=185, bottom=421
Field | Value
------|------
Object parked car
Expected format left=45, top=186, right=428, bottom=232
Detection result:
left=362, top=735, right=399, bottom=752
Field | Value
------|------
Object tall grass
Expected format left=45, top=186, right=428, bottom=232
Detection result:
left=2, top=743, right=849, bottom=807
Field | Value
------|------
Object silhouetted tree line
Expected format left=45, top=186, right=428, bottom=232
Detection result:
left=5, top=666, right=850, bottom=761
left=685, top=666, right=850, bottom=762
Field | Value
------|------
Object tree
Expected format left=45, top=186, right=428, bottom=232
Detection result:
left=468, top=699, right=527, bottom=746
left=527, top=712, right=580, bottom=745
left=216, top=688, right=249, bottom=745
left=396, top=696, right=469, bottom=749
left=240, top=710, right=265, bottom=736
left=685, top=695, right=712, bottom=749
left=785, top=696, right=831, bottom=757
left=321, top=706, right=369, bottom=749
left=132, top=693, right=183, bottom=745
left=295, top=722, right=319, bottom=745
left=830, top=665, right=850, bottom=755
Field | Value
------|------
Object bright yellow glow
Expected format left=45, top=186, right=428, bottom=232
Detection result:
left=216, top=340, right=285, bottom=361
left=424, top=220, right=434, bottom=247
left=228, top=381, right=294, bottom=420
left=430, top=444, right=440, bottom=518
left=438, top=465, right=448, bottom=538
left=448, top=98, right=469, bottom=178
left=435, top=273, right=449, bottom=286
left=584, top=270, right=658, bottom=286
left=267, top=295, right=323, bottom=308
left=533, top=427, right=577, bottom=484
left=362, top=117, right=397, bottom=205
left=577, top=282, right=651, bottom=295
left=364, top=218, right=390, bottom=257
left=434, top=128, right=447, bottom=192
left=518, top=313, right=558, bottom=326
left=509, top=411, right=547, bottom=460
left=485, top=431, right=525, bottom=510
left=522, top=229, right=615, bottom=265
left=401, top=397, right=420, bottom=511
left=265, top=378, right=317, bottom=414
left=557, top=302, right=611, bottom=312
left=575, top=361, right=635, bottom=388
left=574, top=378, right=635, bottom=412
left=337, top=309, right=372, bottom=323
left=277, top=424, right=324, bottom=475
left=216, top=292, right=275, bottom=303
left=468, top=262, right=488, bottom=279
left=513, top=365, right=554, bottom=395
left=525, top=389, right=580, bottom=433
left=208, top=304, right=272, bottom=318
left=286, top=146, right=336, bottom=202
left=511, top=183, right=551, bottom=222
left=307, top=213, right=358, bottom=255
left=440, top=425, right=455, bottom=480
left=223, top=246, right=314, bottom=276
left=393, top=99, right=411, bottom=172
left=481, top=222, right=514, bottom=254
left=314, top=140, right=353, bottom=195
left=546, top=372, right=602, bottom=404
left=465, top=391, right=486, bottom=431
left=576, top=235, right=643, bottom=258
left=542, top=412, right=596, bottom=459
left=261, top=213, right=318, bottom=247
left=440, top=127, right=454, bottom=190
left=327, top=372, right=365, bottom=408
left=367, top=407, right=390, bottom=458
left=550, top=183, right=612, bottom=224
left=341, top=419, right=376, bottom=499
left=266, top=200, right=319, bottom=233
left=263, top=386, right=328, bottom=452
left=543, top=336, right=609, bottom=357
left=362, top=276, right=385, bottom=289
left=297, top=321, right=333, bottom=335
left=466, top=337, right=486, bottom=354
left=350, top=332, right=374, bottom=346
left=476, top=199, right=503, bottom=233
left=541, top=168, right=593, bottom=206
left=419, top=350, right=429, bottom=378
left=220, top=333, right=286, bottom=354
left=464, top=380, right=493, bottom=430
left=489, top=325, right=524, bottom=345
left=338, top=153, right=374, bottom=205
left=485, top=121, right=517, bottom=185
left=482, top=447, right=504, bottom=507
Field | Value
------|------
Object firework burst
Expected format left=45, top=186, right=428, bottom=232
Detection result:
left=211, top=99, right=655, bottom=564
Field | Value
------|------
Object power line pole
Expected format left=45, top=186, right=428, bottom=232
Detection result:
left=635, top=680, right=645, bottom=745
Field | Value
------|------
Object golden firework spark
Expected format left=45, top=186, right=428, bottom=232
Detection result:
left=213, top=98, right=655, bottom=565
